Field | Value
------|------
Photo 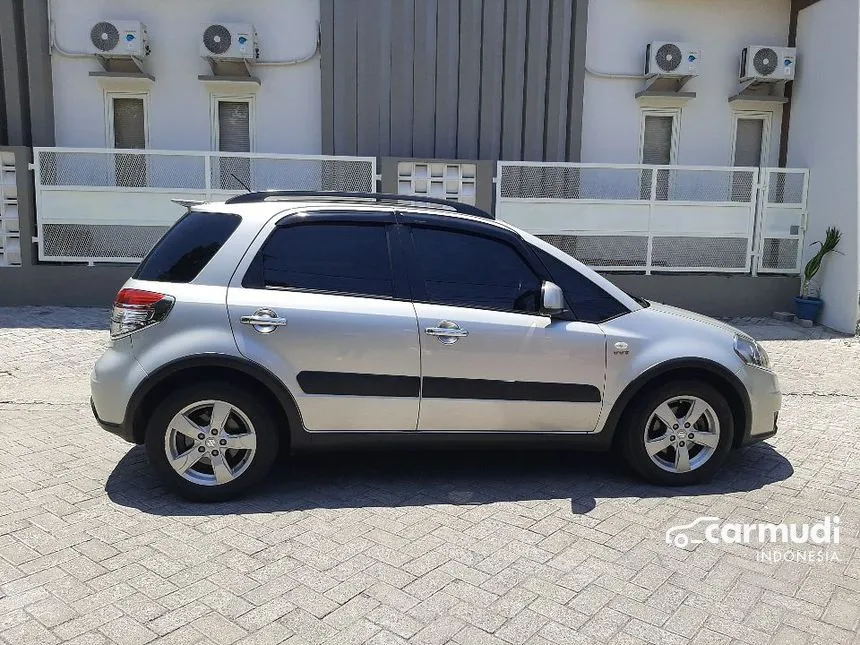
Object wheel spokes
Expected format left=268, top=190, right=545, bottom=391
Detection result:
left=674, top=443, right=691, bottom=472
left=169, top=447, right=205, bottom=474
left=209, top=401, right=233, bottom=432
left=689, top=431, right=719, bottom=449
left=653, top=402, right=679, bottom=429
left=170, top=413, right=202, bottom=440
left=684, top=398, right=706, bottom=427
left=211, top=453, right=235, bottom=484
left=224, top=432, right=256, bottom=451
left=646, top=432, right=672, bottom=456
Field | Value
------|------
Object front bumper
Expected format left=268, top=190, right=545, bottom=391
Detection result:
left=736, top=363, right=781, bottom=445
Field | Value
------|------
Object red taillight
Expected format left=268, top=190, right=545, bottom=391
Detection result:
left=111, top=289, right=175, bottom=339
left=115, top=288, right=168, bottom=306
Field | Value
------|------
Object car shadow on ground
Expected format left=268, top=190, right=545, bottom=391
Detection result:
left=105, top=442, right=793, bottom=517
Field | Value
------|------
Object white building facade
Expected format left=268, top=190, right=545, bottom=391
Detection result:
left=1, top=0, right=858, bottom=334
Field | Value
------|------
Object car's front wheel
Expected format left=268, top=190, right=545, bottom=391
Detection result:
left=144, top=382, right=279, bottom=501
left=621, top=380, right=734, bottom=485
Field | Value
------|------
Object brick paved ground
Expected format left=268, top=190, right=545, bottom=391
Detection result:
left=0, top=307, right=858, bottom=645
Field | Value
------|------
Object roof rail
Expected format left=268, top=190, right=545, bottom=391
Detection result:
left=224, top=190, right=492, bottom=219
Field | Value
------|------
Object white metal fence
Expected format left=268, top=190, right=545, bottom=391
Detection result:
left=496, top=161, right=808, bottom=275
left=33, top=148, right=377, bottom=262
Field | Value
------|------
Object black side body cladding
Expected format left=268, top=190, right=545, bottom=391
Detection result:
left=104, top=355, right=754, bottom=454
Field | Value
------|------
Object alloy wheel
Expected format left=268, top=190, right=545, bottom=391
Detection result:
left=164, top=400, right=257, bottom=486
left=643, top=395, right=721, bottom=473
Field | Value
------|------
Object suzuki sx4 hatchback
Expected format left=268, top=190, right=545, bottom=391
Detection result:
left=91, top=192, right=780, bottom=501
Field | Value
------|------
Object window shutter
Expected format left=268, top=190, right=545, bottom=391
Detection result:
left=733, top=118, right=764, bottom=167
left=218, top=101, right=251, bottom=152
left=641, top=115, right=673, bottom=165
left=112, top=98, right=146, bottom=149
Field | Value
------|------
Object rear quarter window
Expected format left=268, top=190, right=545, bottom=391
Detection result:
left=134, top=211, right=240, bottom=283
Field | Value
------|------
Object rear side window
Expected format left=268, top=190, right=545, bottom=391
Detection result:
left=134, top=211, right=240, bottom=283
left=411, top=226, right=542, bottom=313
left=532, top=247, right=629, bottom=323
left=244, top=223, right=395, bottom=298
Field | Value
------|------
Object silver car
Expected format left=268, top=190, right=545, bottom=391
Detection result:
left=91, top=192, right=781, bottom=501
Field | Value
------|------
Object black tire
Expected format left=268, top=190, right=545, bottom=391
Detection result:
left=144, top=381, right=279, bottom=502
left=620, top=380, right=734, bottom=486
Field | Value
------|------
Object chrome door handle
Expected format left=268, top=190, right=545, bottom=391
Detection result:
left=425, top=321, right=468, bottom=344
left=240, top=309, right=287, bottom=334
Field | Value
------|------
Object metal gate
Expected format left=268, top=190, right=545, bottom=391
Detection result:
left=495, top=161, right=759, bottom=274
left=754, top=168, right=809, bottom=274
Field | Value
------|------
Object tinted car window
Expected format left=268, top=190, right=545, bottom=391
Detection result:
left=134, top=211, right=240, bottom=283
left=532, top=247, right=629, bottom=322
left=412, top=227, right=541, bottom=312
left=246, top=223, right=394, bottom=298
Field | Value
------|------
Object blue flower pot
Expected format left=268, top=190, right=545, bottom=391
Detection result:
left=794, top=296, right=823, bottom=322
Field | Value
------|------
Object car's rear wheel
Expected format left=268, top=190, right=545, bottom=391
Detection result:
left=621, top=380, right=734, bottom=485
left=144, top=382, right=279, bottom=501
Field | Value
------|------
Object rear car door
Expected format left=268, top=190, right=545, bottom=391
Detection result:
left=400, top=214, right=608, bottom=432
left=227, top=210, right=420, bottom=432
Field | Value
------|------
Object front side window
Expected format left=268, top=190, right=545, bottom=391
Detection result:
left=134, top=211, right=240, bottom=283
left=411, top=227, right=542, bottom=313
left=245, top=222, right=395, bottom=298
left=531, top=247, right=629, bottom=323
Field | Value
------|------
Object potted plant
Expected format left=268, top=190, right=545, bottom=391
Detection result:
left=795, top=226, right=841, bottom=322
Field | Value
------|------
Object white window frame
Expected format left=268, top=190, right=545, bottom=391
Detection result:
left=730, top=110, right=773, bottom=168
left=105, top=91, right=150, bottom=149
left=638, top=107, right=681, bottom=165
left=210, top=94, right=256, bottom=152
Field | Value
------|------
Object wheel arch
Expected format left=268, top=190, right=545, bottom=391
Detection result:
left=127, top=354, right=304, bottom=446
left=602, top=358, right=751, bottom=449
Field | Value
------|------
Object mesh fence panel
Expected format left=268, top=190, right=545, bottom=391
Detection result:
left=500, top=165, right=649, bottom=200
left=651, top=236, right=748, bottom=269
left=43, top=224, right=168, bottom=260
left=39, top=151, right=206, bottom=189
left=657, top=168, right=755, bottom=202
left=38, top=151, right=376, bottom=193
left=538, top=234, right=648, bottom=267
left=759, top=238, right=800, bottom=271
left=211, top=156, right=375, bottom=192
left=767, top=171, right=805, bottom=204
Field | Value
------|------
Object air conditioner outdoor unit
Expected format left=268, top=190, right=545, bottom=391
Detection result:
left=740, top=46, right=796, bottom=82
left=89, top=20, right=149, bottom=58
left=645, top=41, right=700, bottom=78
left=201, top=23, right=259, bottom=60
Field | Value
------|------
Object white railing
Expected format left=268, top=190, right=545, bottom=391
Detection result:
left=33, top=147, right=377, bottom=262
left=496, top=161, right=807, bottom=274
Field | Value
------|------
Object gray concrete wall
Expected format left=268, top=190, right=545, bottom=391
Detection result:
left=0, top=146, right=131, bottom=307
left=603, top=274, right=800, bottom=318
left=321, top=0, right=588, bottom=162
left=0, top=0, right=54, bottom=147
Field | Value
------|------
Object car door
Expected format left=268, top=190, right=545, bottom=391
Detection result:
left=227, top=209, right=420, bottom=432
left=400, top=214, right=607, bottom=432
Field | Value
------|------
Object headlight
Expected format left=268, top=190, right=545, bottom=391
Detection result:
left=734, top=335, right=770, bottom=369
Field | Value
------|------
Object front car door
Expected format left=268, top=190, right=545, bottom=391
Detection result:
left=400, top=213, right=608, bottom=432
left=228, top=209, right=420, bottom=432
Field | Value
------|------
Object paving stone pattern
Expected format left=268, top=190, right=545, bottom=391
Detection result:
left=0, top=307, right=858, bottom=644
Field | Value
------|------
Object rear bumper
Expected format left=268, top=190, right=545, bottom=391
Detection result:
left=91, top=398, right=136, bottom=443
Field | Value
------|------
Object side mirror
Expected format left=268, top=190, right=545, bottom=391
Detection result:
left=540, top=281, right=565, bottom=316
